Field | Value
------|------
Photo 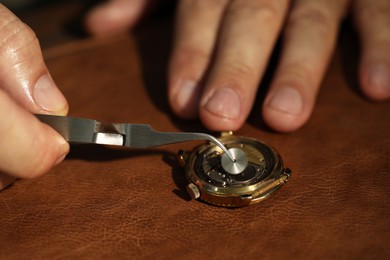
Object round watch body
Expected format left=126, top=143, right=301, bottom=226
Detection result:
left=178, top=133, right=291, bottom=207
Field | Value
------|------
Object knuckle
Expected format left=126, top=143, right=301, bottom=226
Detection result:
left=287, top=4, right=336, bottom=35
left=0, top=16, right=39, bottom=63
left=230, top=0, right=283, bottom=22
left=173, top=45, right=211, bottom=68
left=221, top=60, right=257, bottom=84
left=182, top=0, right=228, bottom=10
left=356, top=2, right=390, bottom=25
left=278, top=61, right=316, bottom=88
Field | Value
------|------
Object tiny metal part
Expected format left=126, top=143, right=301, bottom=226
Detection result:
left=179, top=134, right=291, bottom=207
left=221, top=148, right=248, bottom=175
left=94, top=133, right=124, bottom=146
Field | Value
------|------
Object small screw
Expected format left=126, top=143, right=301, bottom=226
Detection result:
left=221, top=131, right=234, bottom=137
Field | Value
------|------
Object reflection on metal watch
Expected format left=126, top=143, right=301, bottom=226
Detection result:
left=178, top=132, right=291, bottom=207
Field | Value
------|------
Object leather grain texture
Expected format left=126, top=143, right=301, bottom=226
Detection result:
left=1, top=2, right=389, bottom=259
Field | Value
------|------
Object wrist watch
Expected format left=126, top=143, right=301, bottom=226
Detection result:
left=178, top=132, right=291, bottom=207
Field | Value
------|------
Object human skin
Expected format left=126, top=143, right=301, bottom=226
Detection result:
left=0, top=4, right=69, bottom=183
left=0, top=0, right=389, bottom=183
left=86, top=0, right=390, bottom=132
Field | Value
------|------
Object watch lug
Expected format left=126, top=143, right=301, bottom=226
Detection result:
left=177, top=149, right=188, bottom=168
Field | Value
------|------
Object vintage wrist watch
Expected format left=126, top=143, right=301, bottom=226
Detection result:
left=178, top=132, right=291, bottom=207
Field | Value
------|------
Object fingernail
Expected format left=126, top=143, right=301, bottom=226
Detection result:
left=266, top=87, right=303, bottom=115
left=34, top=74, right=68, bottom=113
left=175, top=80, right=197, bottom=109
left=203, top=88, right=241, bottom=119
left=369, top=63, right=390, bottom=95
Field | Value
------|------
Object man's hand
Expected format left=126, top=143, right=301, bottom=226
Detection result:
left=0, top=4, right=69, bottom=185
left=87, top=0, right=390, bottom=132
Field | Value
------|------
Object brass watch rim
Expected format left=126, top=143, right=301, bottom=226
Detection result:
left=180, top=134, right=291, bottom=207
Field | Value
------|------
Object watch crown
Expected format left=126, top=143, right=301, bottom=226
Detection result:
left=186, top=183, right=200, bottom=200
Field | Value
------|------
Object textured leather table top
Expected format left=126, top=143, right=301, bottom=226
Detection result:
left=1, top=2, right=389, bottom=259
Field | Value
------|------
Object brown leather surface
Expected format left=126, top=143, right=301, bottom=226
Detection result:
left=1, top=2, right=390, bottom=259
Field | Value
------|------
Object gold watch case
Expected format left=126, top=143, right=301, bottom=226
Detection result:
left=178, top=132, right=291, bottom=207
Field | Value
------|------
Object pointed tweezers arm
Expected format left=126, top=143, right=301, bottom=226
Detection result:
left=36, top=114, right=234, bottom=161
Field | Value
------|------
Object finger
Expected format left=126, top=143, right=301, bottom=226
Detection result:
left=0, top=90, right=69, bottom=179
left=0, top=5, right=69, bottom=179
left=262, top=0, right=349, bottom=132
left=353, top=0, right=390, bottom=101
left=199, top=0, right=289, bottom=131
left=168, top=0, right=229, bottom=118
left=0, top=5, right=68, bottom=115
left=85, top=0, right=149, bottom=35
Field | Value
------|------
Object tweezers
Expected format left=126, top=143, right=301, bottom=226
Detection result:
left=36, top=114, right=234, bottom=162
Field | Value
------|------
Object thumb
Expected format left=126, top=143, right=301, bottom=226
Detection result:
left=0, top=5, right=70, bottom=181
left=0, top=90, right=69, bottom=179
left=0, top=4, right=68, bottom=115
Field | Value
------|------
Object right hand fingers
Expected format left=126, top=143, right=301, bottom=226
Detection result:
left=0, top=5, right=69, bottom=179
left=263, top=0, right=349, bottom=131
left=168, top=0, right=289, bottom=131
left=353, top=0, right=390, bottom=101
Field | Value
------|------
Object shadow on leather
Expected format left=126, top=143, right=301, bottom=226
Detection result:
left=66, top=144, right=192, bottom=201
left=66, top=144, right=171, bottom=162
